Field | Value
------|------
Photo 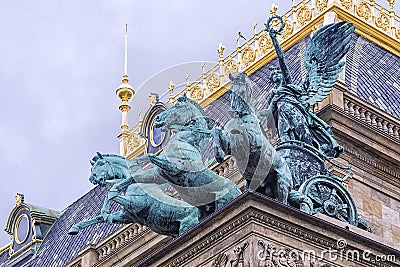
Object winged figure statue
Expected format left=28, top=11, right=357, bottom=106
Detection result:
left=259, top=15, right=354, bottom=158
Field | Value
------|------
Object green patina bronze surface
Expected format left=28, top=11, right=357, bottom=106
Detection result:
left=111, top=94, right=241, bottom=220
left=68, top=153, right=198, bottom=237
left=260, top=15, right=371, bottom=231
left=260, top=15, right=352, bottom=159
left=70, top=15, right=372, bottom=237
left=213, top=72, right=296, bottom=207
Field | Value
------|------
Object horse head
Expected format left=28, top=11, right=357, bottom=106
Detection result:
left=89, top=153, right=129, bottom=187
left=229, top=72, right=254, bottom=116
left=154, top=93, right=211, bottom=132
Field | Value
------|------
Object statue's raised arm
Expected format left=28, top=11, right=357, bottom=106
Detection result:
left=265, top=16, right=292, bottom=85
left=262, top=16, right=354, bottom=159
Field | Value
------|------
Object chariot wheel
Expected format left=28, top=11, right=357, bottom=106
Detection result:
left=298, top=176, right=357, bottom=226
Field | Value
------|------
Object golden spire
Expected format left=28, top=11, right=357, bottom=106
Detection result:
left=116, top=24, right=135, bottom=156
left=123, top=24, right=128, bottom=78
left=116, top=24, right=135, bottom=131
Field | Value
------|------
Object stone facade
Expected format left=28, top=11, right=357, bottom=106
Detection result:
left=69, top=192, right=400, bottom=267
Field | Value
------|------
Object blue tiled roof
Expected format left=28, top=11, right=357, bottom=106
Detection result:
left=0, top=249, right=9, bottom=267
left=345, top=33, right=400, bottom=117
left=24, top=186, right=120, bottom=267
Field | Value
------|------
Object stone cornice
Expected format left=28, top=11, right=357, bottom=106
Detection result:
left=134, top=192, right=400, bottom=267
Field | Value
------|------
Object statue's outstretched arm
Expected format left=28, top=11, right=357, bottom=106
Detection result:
left=266, top=16, right=292, bottom=85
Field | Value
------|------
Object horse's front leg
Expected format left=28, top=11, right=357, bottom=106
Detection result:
left=68, top=215, right=104, bottom=235
left=127, top=154, right=151, bottom=173
left=213, top=128, right=231, bottom=163
left=101, top=192, right=112, bottom=217
left=112, top=168, right=165, bottom=193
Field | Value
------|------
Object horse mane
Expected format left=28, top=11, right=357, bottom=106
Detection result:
left=231, top=72, right=253, bottom=89
left=177, top=96, right=212, bottom=129
left=91, top=153, right=126, bottom=164
left=91, top=153, right=130, bottom=180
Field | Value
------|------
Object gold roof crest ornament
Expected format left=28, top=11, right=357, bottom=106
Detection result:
left=15, top=193, right=24, bottom=206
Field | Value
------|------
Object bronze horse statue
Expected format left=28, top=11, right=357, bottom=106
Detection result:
left=213, top=72, right=294, bottom=205
left=110, top=94, right=242, bottom=219
left=68, top=153, right=199, bottom=237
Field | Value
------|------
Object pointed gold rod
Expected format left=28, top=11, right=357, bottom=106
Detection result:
left=124, top=24, right=128, bottom=77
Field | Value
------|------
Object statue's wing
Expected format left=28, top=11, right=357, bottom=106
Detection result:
left=302, top=22, right=354, bottom=106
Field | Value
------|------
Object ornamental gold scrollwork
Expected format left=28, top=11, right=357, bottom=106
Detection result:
left=188, top=82, right=204, bottom=101
left=387, top=0, right=395, bottom=9
left=375, top=12, right=390, bottom=31
left=395, top=26, right=400, bottom=39
left=241, top=45, right=256, bottom=67
left=340, top=0, right=353, bottom=10
left=281, top=19, right=294, bottom=39
left=316, top=0, right=328, bottom=12
left=297, top=6, right=312, bottom=26
left=206, top=72, right=220, bottom=92
left=225, top=56, right=239, bottom=75
left=355, top=2, right=372, bottom=21
left=258, top=33, right=273, bottom=54
left=127, top=133, right=141, bottom=152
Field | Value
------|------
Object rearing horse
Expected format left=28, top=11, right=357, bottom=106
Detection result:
left=68, top=153, right=199, bottom=237
left=111, top=94, right=241, bottom=219
left=214, top=72, right=293, bottom=204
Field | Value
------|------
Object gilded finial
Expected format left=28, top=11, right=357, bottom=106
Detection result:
left=237, top=32, right=246, bottom=46
left=16, top=193, right=24, bottom=206
left=270, top=3, right=278, bottom=15
left=149, top=93, right=159, bottom=106
left=168, top=81, right=175, bottom=103
left=185, top=75, right=191, bottom=92
left=202, top=63, right=207, bottom=82
left=253, top=23, right=258, bottom=34
left=387, top=0, right=395, bottom=10
left=217, top=43, right=225, bottom=59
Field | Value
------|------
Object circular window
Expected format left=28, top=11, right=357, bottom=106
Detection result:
left=15, top=214, right=30, bottom=244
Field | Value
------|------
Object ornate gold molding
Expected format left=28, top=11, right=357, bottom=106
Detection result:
left=126, top=0, right=400, bottom=159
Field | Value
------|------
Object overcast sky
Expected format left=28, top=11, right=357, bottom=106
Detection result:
left=0, top=1, right=398, bottom=246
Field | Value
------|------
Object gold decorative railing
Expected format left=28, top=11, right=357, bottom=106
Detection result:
left=125, top=0, right=400, bottom=156
left=179, top=0, right=400, bottom=104
left=339, top=0, right=400, bottom=37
